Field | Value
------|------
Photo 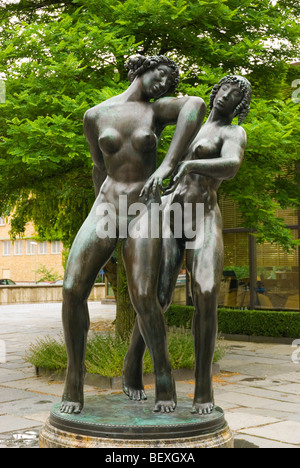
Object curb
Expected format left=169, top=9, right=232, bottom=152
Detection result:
left=35, top=364, right=220, bottom=389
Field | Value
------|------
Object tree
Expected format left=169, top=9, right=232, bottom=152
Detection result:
left=0, top=0, right=299, bottom=335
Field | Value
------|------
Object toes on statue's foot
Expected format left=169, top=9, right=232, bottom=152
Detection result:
left=153, top=401, right=176, bottom=414
left=60, top=401, right=82, bottom=414
left=191, top=402, right=214, bottom=415
left=123, top=384, right=147, bottom=401
left=130, top=389, right=147, bottom=401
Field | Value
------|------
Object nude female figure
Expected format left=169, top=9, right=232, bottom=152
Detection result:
left=60, top=55, right=206, bottom=415
left=122, top=75, right=252, bottom=414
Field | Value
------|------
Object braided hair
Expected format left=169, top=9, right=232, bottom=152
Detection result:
left=209, top=75, right=252, bottom=124
left=125, top=54, right=180, bottom=96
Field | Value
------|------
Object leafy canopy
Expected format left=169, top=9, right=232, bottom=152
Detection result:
left=0, top=0, right=299, bottom=251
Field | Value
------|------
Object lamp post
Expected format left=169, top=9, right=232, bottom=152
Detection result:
left=31, top=242, right=38, bottom=284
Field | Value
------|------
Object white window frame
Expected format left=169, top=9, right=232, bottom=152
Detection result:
left=26, top=241, right=36, bottom=255
left=51, top=241, right=61, bottom=254
left=38, top=241, right=47, bottom=255
left=0, top=217, right=5, bottom=226
left=3, top=241, right=12, bottom=256
left=14, top=240, right=23, bottom=256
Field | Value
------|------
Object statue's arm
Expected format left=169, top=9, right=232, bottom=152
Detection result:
left=140, top=96, right=206, bottom=198
left=155, top=96, right=207, bottom=172
left=172, top=126, right=247, bottom=184
left=83, top=109, right=107, bottom=197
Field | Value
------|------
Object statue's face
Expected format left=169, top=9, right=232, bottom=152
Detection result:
left=214, top=82, right=243, bottom=116
left=141, top=65, right=174, bottom=99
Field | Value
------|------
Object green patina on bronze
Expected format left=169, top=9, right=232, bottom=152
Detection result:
left=50, top=394, right=225, bottom=440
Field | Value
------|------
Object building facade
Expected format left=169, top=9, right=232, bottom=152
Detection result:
left=1, top=199, right=299, bottom=311
left=0, top=216, right=64, bottom=283
left=219, top=196, right=299, bottom=311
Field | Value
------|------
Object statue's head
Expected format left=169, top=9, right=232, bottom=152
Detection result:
left=125, top=55, right=180, bottom=99
left=209, top=75, right=252, bottom=124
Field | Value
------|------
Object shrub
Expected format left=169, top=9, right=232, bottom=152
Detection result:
left=165, top=305, right=300, bottom=338
left=218, top=308, right=300, bottom=338
left=25, top=328, right=226, bottom=377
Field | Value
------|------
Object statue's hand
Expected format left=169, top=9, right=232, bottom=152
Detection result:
left=140, top=166, right=170, bottom=200
left=162, top=161, right=189, bottom=195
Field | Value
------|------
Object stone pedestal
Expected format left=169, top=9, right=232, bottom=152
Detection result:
left=39, top=394, right=233, bottom=448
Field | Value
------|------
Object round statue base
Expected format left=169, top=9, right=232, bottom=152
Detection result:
left=39, top=394, right=233, bottom=448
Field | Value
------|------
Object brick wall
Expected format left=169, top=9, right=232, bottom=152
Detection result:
left=0, top=216, right=64, bottom=282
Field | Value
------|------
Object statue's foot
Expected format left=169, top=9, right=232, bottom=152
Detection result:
left=153, top=374, right=177, bottom=413
left=60, top=400, right=82, bottom=414
left=122, top=372, right=147, bottom=401
left=153, top=399, right=176, bottom=413
left=123, top=385, right=147, bottom=401
left=60, top=369, right=84, bottom=414
left=191, top=401, right=214, bottom=415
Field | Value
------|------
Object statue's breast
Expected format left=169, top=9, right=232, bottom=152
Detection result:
left=193, top=137, right=222, bottom=160
left=131, top=128, right=158, bottom=153
left=98, top=128, right=123, bottom=154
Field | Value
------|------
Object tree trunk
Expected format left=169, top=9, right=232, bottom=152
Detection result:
left=103, top=257, right=118, bottom=298
left=105, top=241, right=136, bottom=340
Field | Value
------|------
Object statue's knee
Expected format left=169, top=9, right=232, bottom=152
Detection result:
left=158, top=291, right=171, bottom=312
left=192, top=280, right=217, bottom=299
left=131, top=289, right=157, bottom=315
left=63, top=279, right=84, bottom=303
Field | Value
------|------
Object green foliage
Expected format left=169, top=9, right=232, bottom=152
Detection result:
left=166, top=304, right=300, bottom=338
left=25, top=335, right=68, bottom=372
left=165, top=304, right=194, bottom=329
left=221, top=97, right=300, bottom=249
left=218, top=308, right=300, bottom=338
left=0, top=0, right=299, bottom=252
left=36, top=264, right=63, bottom=283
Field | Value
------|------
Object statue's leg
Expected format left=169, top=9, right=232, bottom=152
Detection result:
left=158, top=237, right=185, bottom=312
left=122, top=235, right=184, bottom=402
left=122, top=208, right=177, bottom=413
left=60, top=200, right=118, bottom=414
left=122, top=320, right=147, bottom=401
left=187, top=216, right=223, bottom=415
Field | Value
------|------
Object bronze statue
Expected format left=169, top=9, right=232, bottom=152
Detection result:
left=60, top=55, right=206, bottom=415
left=122, top=75, right=252, bottom=414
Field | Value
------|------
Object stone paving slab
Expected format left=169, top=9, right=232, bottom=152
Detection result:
left=234, top=434, right=297, bottom=449
left=240, top=420, right=300, bottom=445
left=1, top=302, right=300, bottom=448
left=0, top=387, right=34, bottom=404
left=225, top=412, right=280, bottom=431
left=0, top=414, right=41, bottom=434
left=0, top=369, right=28, bottom=383
left=225, top=384, right=300, bottom=403
left=216, top=391, right=282, bottom=409
left=230, top=406, right=300, bottom=423
left=0, top=394, right=58, bottom=417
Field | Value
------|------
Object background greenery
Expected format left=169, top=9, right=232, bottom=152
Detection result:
left=166, top=304, right=300, bottom=338
left=0, top=0, right=299, bottom=252
left=1, top=1, right=299, bottom=338
left=26, top=301, right=300, bottom=376
left=25, top=326, right=226, bottom=376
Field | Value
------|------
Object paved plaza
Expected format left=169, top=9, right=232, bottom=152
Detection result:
left=0, top=301, right=300, bottom=448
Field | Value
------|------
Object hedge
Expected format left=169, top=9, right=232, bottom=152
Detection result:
left=165, top=305, right=300, bottom=339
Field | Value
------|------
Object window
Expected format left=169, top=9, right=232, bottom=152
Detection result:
left=0, top=217, right=5, bottom=226
left=3, top=241, right=11, bottom=256
left=51, top=241, right=61, bottom=254
left=26, top=241, right=36, bottom=255
left=38, top=242, right=47, bottom=255
left=14, top=240, right=23, bottom=255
